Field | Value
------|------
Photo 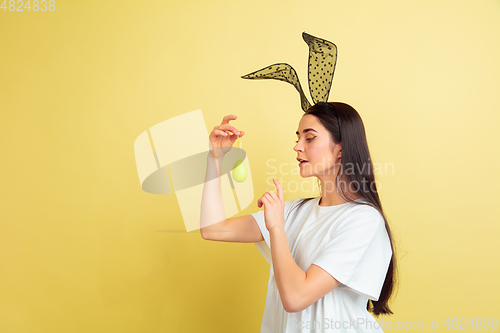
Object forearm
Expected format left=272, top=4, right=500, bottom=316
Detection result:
left=200, top=152, right=227, bottom=235
left=269, top=226, right=306, bottom=312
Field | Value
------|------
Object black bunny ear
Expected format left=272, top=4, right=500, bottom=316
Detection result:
left=302, top=32, right=337, bottom=104
left=241, top=63, right=312, bottom=112
left=241, top=32, right=337, bottom=112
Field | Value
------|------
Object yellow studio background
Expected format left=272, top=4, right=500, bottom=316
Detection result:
left=1, top=0, right=499, bottom=332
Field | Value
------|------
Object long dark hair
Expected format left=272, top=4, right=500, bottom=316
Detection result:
left=287, top=101, right=398, bottom=316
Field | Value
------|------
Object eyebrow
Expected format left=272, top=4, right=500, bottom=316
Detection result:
left=296, top=128, right=318, bottom=135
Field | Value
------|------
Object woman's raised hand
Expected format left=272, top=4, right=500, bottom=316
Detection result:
left=257, top=178, right=285, bottom=231
left=209, top=115, right=245, bottom=158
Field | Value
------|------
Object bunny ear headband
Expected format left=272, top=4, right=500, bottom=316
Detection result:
left=241, top=32, right=338, bottom=112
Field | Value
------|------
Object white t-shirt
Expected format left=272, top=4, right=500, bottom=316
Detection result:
left=251, top=196, right=392, bottom=333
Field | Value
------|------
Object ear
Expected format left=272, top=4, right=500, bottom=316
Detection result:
left=303, top=32, right=338, bottom=104
left=336, top=143, right=342, bottom=159
left=241, top=63, right=312, bottom=112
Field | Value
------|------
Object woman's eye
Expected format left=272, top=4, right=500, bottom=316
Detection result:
left=295, top=137, right=315, bottom=143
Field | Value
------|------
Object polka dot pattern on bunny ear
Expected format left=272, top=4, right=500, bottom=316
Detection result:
left=302, top=32, right=338, bottom=104
left=241, top=63, right=312, bottom=112
left=241, top=32, right=337, bottom=113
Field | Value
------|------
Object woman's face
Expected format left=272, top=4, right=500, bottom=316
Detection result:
left=294, top=114, right=341, bottom=180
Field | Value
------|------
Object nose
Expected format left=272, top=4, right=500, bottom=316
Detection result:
left=293, top=141, right=303, bottom=153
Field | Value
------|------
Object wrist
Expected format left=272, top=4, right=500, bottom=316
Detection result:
left=208, top=150, right=224, bottom=160
left=268, top=224, right=285, bottom=233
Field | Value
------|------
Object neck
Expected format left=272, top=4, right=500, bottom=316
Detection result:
left=318, top=176, right=349, bottom=206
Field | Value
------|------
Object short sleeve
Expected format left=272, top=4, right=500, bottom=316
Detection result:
left=311, top=206, right=393, bottom=301
left=251, top=200, right=296, bottom=265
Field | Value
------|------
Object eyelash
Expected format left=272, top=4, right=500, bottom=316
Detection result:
left=295, top=137, right=316, bottom=143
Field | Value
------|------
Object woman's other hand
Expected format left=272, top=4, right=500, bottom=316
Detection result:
left=208, top=115, right=244, bottom=158
left=258, top=178, right=285, bottom=231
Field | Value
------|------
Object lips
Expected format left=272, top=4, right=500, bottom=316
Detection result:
left=297, top=157, right=309, bottom=166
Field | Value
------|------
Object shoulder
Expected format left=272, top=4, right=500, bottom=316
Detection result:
left=349, top=202, right=382, bottom=217
left=285, top=197, right=318, bottom=214
left=340, top=202, right=385, bottom=230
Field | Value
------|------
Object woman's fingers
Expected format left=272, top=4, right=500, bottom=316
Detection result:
left=219, top=115, right=244, bottom=137
left=221, top=115, right=237, bottom=125
left=258, top=193, right=270, bottom=208
left=259, top=195, right=269, bottom=208
left=217, top=123, right=241, bottom=136
left=210, top=126, right=242, bottom=140
left=273, top=178, right=284, bottom=202
left=258, top=187, right=285, bottom=209
left=266, top=190, right=279, bottom=203
left=209, top=115, right=245, bottom=156
left=214, top=129, right=228, bottom=137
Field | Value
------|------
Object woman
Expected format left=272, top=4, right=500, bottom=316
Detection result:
left=200, top=102, right=397, bottom=333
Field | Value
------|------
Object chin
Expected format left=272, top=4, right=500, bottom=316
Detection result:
left=300, top=171, right=314, bottom=178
